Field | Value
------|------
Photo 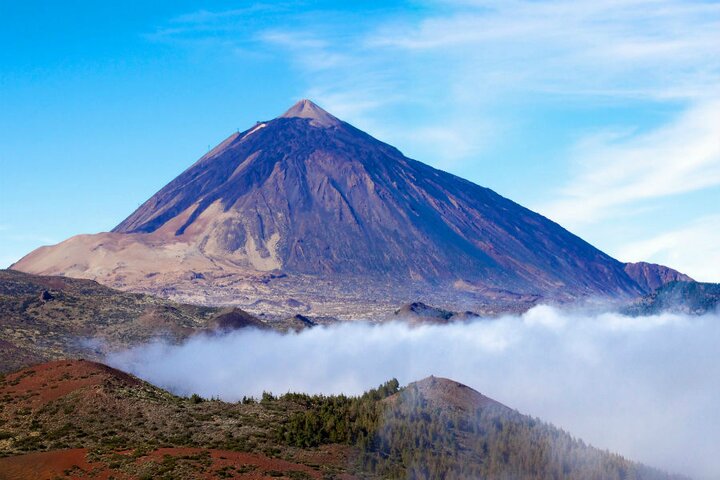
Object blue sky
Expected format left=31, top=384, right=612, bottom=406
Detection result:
left=1, top=0, right=719, bottom=280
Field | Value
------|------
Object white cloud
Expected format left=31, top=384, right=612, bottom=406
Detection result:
left=540, top=99, right=720, bottom=226
left=108, top=307, right=720, bottom=479
left=616, top=215, right=720, bottom=282
left=365, top=0, right=720, bottom=101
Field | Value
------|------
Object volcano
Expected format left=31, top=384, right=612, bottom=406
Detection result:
left=13, top=100, right=645, bottom=315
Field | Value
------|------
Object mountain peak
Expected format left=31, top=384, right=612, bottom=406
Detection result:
left=14, top=100, right=645, bottom=311
left=280, top=99, right=341, bottom=127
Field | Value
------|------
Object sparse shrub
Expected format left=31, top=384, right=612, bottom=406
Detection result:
left=287, top=471, right=313, bottom=479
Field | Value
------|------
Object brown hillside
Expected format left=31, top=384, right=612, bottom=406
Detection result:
left=0, top=361, right=355, bottom=479
left=0, top=360, right=139, bottom=409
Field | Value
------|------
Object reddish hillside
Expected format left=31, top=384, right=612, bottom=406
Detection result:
left=0, top=361, right=355, bottom=479
left=0, top=447, right=332, bottom=480
left=0, top=360, right=139, bottom=410
left=0, top=448, right=338, bottom=480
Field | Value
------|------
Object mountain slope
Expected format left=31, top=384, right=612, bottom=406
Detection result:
left=13, top=100, right=643, bottom=313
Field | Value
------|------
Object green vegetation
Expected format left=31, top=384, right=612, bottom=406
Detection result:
left=279, top=379, right=399, bottom=448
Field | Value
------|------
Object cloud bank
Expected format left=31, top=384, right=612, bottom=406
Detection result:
left=108, top=306, right=720, bottom=479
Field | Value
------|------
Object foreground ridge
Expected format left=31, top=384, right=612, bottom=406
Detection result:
left=0, top=360, right=687, bottom=480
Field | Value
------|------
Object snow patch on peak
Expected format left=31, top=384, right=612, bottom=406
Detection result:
left=243, top=122, right=267, bottom=139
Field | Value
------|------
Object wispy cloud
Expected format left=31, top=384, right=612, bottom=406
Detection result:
left=0, top=225, right=56, bottom=246
left=362, top=0, right=719, bottom=102
left=170, top=6, right=274, bottom=25
left=540, top=99, right=720, bottom=226
left=144, top=3, right=289, bottom=51
left=260, top=30, right=349, bottom=71
left=255, top=0, right=720, bottom=164
left=148, top=0, right=720, bottom=136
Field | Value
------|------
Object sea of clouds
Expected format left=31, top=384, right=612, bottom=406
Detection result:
left=107, top=305, right=720, bottom=479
